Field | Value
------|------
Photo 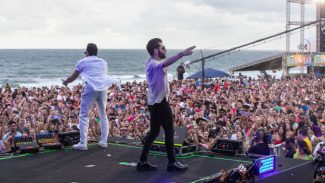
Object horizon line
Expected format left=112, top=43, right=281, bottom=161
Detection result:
left=0, top=48, right=286, bottom=51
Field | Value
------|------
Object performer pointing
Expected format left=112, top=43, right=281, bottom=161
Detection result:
left=137, top=38, right=195, bottom=171
left=62, top=43, right=118, bottom=150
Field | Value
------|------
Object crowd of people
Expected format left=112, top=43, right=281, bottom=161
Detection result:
left=0, top=75, right=324, bottom=160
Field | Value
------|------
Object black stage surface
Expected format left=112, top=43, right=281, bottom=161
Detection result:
left=0, top=143, right=314, bottom=183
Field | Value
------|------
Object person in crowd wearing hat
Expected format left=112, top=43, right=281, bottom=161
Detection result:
left=62, top=43, right=119, bottom=150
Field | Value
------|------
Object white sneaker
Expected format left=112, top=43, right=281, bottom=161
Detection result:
left=98, top=142, right=108, bottom=148
left=72, top=142, right=88, bottom=151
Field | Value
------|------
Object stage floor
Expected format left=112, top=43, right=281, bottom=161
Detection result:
left=0, top=143, right=314, bottom=183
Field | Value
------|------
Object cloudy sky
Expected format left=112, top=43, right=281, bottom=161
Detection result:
left=0, top=0, right=319, bottom=50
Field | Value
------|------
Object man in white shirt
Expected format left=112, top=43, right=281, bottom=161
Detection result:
left=62, top=43, right=118, bottom=150
left=137, top=38, right=195, bottom=171
left=2, top=121, right=22, bottom=152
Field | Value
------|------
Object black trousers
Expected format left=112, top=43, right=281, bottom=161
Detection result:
left=177, top=74, right=184, bottom=81
left=139, top=98, right=176, bottom=163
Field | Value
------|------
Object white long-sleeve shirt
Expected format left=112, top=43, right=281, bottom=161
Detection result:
left=75, top=56, right=119, bottom=91
left=314, top=141, right=324, bottom=158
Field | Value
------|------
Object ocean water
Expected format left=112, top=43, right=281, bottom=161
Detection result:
left=0, top=49, right=281, bottom=88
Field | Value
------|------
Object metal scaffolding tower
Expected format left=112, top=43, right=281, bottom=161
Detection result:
left=286, top=0, right=316, bottom=52
left=316, top=1, right=321, bottom=51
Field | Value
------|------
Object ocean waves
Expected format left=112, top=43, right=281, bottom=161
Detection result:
left=0, top=49, right=281, bottom=88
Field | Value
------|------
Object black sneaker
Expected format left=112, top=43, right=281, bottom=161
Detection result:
left=136, top=161, right=158, bottom=171
left=167, top=162, right=188, bottom=172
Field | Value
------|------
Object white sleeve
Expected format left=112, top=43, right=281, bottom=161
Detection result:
left=75, top=60, right=84, bottom=72
left=2, top=133, right=8, bottom=141
left=314, top=142, right=323, bottom=157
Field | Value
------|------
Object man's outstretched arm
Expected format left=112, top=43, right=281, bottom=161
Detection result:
left=162, top=46, right=196, bottom=68
left=62, top=70, right=80, bottom=86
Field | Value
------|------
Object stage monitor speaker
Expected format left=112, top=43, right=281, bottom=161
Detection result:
left=18, top=142, right=40, bottom=154
left=211, top=139, right=243, bottom=156
left=58, top=131, right=80, bottom=146
left=153, top=126, right=187, bottom=147
left=36, top=132, right=62, bottom=150
left=14, top=136, right=39, bottom=154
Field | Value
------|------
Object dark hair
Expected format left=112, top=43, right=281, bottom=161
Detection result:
left=298, top=127, right=308, bottom=137
left=255, top=129, right=268, bottom=144
left=285, top=137, right=295, bottom=145
left=51, top=118, right=60, bottom=124
left=146, top=38, right=162, bottom=56
left=8, top=120, right=17, bottom=126
left=86, top=43, right=98, bottom=56
left=297, top=140, right=311, bottom=155
left=278, top=124, right=287, bottom=142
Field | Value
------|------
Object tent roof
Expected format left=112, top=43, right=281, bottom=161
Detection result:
left=187, top=68, right=230, bottom=79
left=229, top=53, right=284, bottom=72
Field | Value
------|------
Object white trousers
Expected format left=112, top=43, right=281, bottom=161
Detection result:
left=79, top=84, right=108, bottom=144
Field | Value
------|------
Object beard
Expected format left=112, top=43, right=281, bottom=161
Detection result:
left=158, top=51, right=166, bottom=59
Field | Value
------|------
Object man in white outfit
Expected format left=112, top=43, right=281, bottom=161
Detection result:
left=62, top=43, right=118, bottom=150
